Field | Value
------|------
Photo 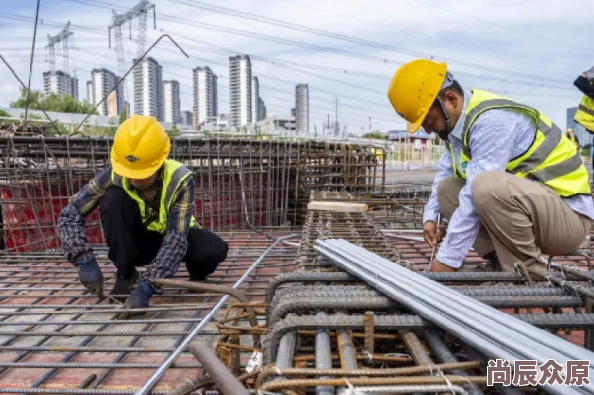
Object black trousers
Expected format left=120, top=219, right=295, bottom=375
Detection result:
left=98, top=187, right=229, bottom=280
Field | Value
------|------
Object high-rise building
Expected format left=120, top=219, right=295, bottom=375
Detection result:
left=291, top=108, right=296, bottom=117
left=162, top=80, right=181, bottom=124
left=251, top=76, right=260, bottom=123
left=258, top=97, right=266, bottom=121
left=71, top=77, right=79, bottom=101
left=89, top=68, right=125, bottom=117
left=43, top=71, right=78, bottom=99
left=295, top=84, right=310, bottom=134
left=86, top=81, right=93, bottom=103
left=193, top=66, right=218, bottom=127
left=229, top=55, right=252, bottom=127
left=133, top=57, right=163, bottom=120
left=181, top=110, right=193, bottom=126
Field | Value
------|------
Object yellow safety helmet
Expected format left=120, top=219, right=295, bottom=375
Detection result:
left=387, top=59, right=448, bottom=134
left=110, top=114, right=171, bottom=179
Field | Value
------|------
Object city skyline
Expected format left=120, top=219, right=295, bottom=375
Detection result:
left=1, top=0, right=590, bottom=134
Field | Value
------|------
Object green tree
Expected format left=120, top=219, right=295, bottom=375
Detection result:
left=10, top=89, right=98, bottom=115
left=0, top=109, right=10, bottom=118
left=118, top=111, right=127, bottom=124
left=362, top=131, right=388, bottom=140
left=167, top=124, right=180, bottom=138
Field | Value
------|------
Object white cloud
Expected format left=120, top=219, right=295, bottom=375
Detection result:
left=0, top=0, right=591, bottom=133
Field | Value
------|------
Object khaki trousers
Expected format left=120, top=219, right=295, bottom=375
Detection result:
left=437, top=171, right=591, bottom=271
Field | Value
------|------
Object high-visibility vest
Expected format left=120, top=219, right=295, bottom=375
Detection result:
left=111, top=159, right=198, bottom=233
left=574, top=86, right=594, bottom=132
left=448, top=89, right=591, bottom=198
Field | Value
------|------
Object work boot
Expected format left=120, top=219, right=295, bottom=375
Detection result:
left=482, top=251, right=502, bottom=272
left=109, top=270, right=139, bottom=304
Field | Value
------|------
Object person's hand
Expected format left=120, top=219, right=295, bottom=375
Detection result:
left=77, top=256, right=104, bottom=298
left=423, top=221, right=446, bottom=247
left=430, top=259, right=456, bottom=272
left=121, top=281, right=153, bottom=318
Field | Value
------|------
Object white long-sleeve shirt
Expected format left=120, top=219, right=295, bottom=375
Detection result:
left=423, top=90, right=594, bottom=268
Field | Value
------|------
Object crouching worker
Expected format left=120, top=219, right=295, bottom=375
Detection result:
left=387, top=59, right=594, bottom=273
left=58, top=115, right=229, bottom=309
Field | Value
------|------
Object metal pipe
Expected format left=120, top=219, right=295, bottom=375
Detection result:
left=314, top=239, right=594, bottom=395
left=321, top=239, right=594, bottom=363
left=336, top=240, right=594, bottom=362
left=315, top=312, right=334, bottom=395
left=134, top=233, right=299, bottom=395
left=187, top=342, right=249, bottom=395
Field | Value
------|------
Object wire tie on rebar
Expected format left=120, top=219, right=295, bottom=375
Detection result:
left=343, top=377, right=354, bottom=389
left=364, top=349, right=373, bottom=363
left=185, top=378, right=197, bottom=390
left=572, top=284, right=584, bottom=305
left=437, top=369, right=457, bottom=395
left=109, top=296, right=124, bottom=305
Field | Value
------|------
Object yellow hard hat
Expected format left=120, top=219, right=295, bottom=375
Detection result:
left=110, top=114, right=171, bottom=179
left=387, top=59, right=448, bottom=134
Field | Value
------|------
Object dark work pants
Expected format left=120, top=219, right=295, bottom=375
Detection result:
left=98, top=187, right=229, bottom=280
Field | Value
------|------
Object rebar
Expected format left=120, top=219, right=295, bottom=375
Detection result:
left=187, top=342, right=249, bottom=395
left=315, top=239, right=594, bottom=395
left=135, top=233, right=300, bottom=395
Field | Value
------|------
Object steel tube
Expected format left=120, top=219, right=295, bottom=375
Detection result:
left=323, top=239, right=594, bottom=361
left=331, top=239, right=594, bottom=363
left=135, top=233, right=300, bottom=395
left=315, top=312, right=334, bottom=395
left=188, top=342, right=248, bottom=395
left=315, top=239, right=594, bottom=395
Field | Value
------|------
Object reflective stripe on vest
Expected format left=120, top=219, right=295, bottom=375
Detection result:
left=111, top=159, right=197, bottom=233
left=574, top=88, right=594, bottom=132
left=452, top=89, right=591, bottom=197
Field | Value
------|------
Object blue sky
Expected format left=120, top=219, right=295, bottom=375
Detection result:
left=0, top=0, right=592, bottom=134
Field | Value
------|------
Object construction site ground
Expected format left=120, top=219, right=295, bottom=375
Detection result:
left=1, top=136, right=593, bottom=394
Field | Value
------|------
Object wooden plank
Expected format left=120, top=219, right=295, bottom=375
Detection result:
left=307, top=201, right=368, bottom=212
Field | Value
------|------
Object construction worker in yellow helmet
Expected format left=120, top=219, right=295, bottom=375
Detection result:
left=57, top=115, right=228, bottom=311
left=387, top=59, right=593, bottom=273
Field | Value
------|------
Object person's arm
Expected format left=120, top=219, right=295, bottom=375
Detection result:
left=57, top=166, right=113, bottom=263
left=574, top=75, right=594, bottom=98
left=423, top=149, right=454, bottom=224
left=436, top=109, right=531, bottom=268
left=141, top=176, right=195, bottom=287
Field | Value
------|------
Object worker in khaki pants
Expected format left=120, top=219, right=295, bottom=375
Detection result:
left=387, top=59, right=594, bottom=273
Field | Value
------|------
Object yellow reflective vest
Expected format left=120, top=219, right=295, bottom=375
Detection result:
left=111, top=159, right=197, bottom=233
left=448, top=89, right=591, bottom=198
left=574, top=86, right=594, bottom=132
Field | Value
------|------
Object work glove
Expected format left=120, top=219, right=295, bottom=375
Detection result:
left=77, top=256, right=104, bottom=299
left=121, top=281, right=153, bottom=319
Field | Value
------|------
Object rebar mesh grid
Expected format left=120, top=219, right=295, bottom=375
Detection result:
left=0, top=231, right=297, bottom=393
left=0, top=136, right=383, bottom=252
left=250, top=190, right=594, bottom=394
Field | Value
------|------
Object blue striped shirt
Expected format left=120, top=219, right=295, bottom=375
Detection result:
left=423, top=90, right=594, bottom=268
